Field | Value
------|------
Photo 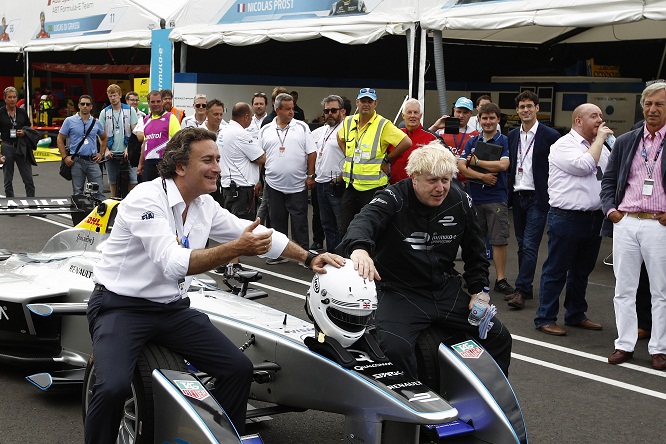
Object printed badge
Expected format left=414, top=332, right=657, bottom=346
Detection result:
left=451, top=340, right=484, bottom=359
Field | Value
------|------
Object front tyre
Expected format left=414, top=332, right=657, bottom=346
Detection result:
left=82, top=343, right=187, bottom=443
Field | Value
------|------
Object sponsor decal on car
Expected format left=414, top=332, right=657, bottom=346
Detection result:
left=174, top=380, right=210, bottom=401
left=0, top=305, right=9, bottom=321
left=451, top=340, right=484, bottom=359
left=69, top=265, right=93, bottom=279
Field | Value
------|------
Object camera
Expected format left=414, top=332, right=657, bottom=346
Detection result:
left=443, top=117, right=461, bottom=134
left=85, top=182, right=100, bottom=194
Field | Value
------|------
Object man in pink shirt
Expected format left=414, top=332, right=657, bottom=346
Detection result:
left=601, top=82, right=666, bottom=370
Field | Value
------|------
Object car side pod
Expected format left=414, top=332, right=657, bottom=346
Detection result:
left=152, top=369, right=264, bottom=444
left=438, top=340, right=528, bottom=444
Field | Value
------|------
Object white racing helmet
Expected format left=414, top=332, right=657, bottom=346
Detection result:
left=306, top=261, right=377, bottom=348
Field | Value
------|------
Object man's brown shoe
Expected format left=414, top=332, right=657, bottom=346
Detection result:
left=568, top=318, right=603, bottom=331
left=507, top=293, right=525, bottom=309
left=608, top=349, right=633, bottom=365
left=652, top=354, right=666, bottom=370
left=638, top=328, right=651, bottom=340
left=537, top=323, right=566, bottom=336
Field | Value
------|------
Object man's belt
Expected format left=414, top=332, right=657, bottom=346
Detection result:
left=223, top=185, right=254, bottom=190
left=625, top=212, right=664, bottom=220
left=515, top=190, right=535, bottom=198
left=75, top=155, right=96, bottom=161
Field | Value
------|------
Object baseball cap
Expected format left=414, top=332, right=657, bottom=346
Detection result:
left=357, top=88, right=377, bottom=101
left=454, top=97, right=473, bottom=111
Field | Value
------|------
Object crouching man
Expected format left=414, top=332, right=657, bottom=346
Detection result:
left=85, top=128, right=344, bottom=444
left=337, top=140, right=512, bottom=378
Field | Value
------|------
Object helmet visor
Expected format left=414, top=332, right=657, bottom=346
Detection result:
left=326, top=307, right=373, bottom=333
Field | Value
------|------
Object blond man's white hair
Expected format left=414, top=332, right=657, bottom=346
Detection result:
left=406, top=141, right=458, bottom=178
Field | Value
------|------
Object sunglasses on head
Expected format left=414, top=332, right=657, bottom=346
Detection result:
left=323, top=108, right=340, bottom=114
left=194, top=103, right=206, bottom=108
left=359, top=88, right=376, bottom=94
left=254, top=92, right=267, bottom=98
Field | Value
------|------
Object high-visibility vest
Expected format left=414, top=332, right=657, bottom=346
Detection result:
left=341, top=113, right=389, bottom=191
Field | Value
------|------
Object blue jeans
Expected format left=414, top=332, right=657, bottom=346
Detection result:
left=535, top=208, right=603, bottom=328
left=512, top=193, right=547, bottom=296
left=71, top=157, right=105, bottom=201
left=316, top=182, right=342, bottom=253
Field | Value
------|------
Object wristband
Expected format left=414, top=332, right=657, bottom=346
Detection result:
left=475, top=157, right=479, bottom=166
left=304, top=250, right=319, bottom=269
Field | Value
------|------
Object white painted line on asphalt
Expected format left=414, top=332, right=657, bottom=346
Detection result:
left=250, top=282, right=306, bottom=300
left=512, top=353, right=666, bottom=400
left=243, top=264, right=312, bottom=286
left=28, top=215, right=71, bottom=228
left=513, top=334, right=666, bottom=378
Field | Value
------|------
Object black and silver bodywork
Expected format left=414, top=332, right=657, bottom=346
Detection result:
left=0, top=198, right=527, bottom=443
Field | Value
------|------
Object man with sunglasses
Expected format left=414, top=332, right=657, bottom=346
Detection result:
left=181, top=94, right=208, bottom=129
left=337, top=88, right=411, bottom=238
left=312, top=95, right=347, bottom=252
left=57, top=95, right=107, bottom=201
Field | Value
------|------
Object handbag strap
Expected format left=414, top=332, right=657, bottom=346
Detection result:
left=70, top=117, right=97, bottom=156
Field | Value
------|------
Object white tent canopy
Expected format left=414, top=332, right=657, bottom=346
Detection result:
left=0, top=0, right=182, bottom=52
left=419, top=0, right=666, bottom=45
left=167, top=0, right=416, bottom=48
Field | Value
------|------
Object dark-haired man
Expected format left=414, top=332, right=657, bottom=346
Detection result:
left=84, top=128, right=344, bottom=444
left=504, top=91, right=561, bottom=309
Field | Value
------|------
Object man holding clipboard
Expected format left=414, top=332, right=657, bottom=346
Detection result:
left=458, top=102, right=514, bottom=296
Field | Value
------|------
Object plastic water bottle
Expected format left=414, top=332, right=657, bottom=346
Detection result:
left=468, top=287, right=491, bottom=326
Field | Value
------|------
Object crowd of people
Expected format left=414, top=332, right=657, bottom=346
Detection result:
left=2, top=81, right=665, bottom=442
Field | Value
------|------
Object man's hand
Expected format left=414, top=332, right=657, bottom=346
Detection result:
left=310, top=252, right=346, bottom=273
left=609, top=210, right=624, bottom=223
left=64, top=155, right=75, bottom=167
left=658, top=213, right=666, bottom=226
left=597, top=122, right=614, bottom=142
left=350, top=249, right=381, bottom=281
left=254, top=182, right=263, bottom=198
left=232, top=218, right=273, bottom=256
left=16, top=129, right=25, bottom=138
left=94, top=152, right=104, bottom=163
left=305, top=177, right=316, bottom=190
left=105, top=150, right=114, bottom=159
left=137, top=162, right=144, bottom=175
left=481, top=173, right=498, bottom=186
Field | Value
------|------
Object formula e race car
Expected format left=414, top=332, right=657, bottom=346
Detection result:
left=0, top=195, right=527, bottom=444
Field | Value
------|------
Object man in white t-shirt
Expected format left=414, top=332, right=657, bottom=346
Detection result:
left=312, top=94, right=346, bottom=253
left=259, top=93, right=317, bottom=263
left=181, top=94, right=208, bottom=129
left=217, top=102, right=266, bottom=271
left=248, top=92, right=268, bottom=139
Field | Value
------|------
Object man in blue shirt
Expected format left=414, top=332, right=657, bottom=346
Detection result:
left=458, top=102, right=514, bottom=297
left=57, top=95, right=107, bottom=201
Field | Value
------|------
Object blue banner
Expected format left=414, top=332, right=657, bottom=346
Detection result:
left=218, top=0, right=369, bottom=24
left=150, top=29, right=173, bottom=93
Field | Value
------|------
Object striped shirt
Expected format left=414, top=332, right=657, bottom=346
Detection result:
left=618, top=124, right=666, bottom=213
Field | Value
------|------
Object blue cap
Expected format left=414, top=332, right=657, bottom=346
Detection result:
left=357, top=88, right=377, bottom=101
left=454, top=97, right=473, bottom=111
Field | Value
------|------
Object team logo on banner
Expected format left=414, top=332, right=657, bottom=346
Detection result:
left=174, top=380, right=210, bottom=401
left=451, top=340, right=484, bottom=359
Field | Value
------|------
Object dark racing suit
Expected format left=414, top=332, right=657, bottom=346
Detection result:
left=338, top=179, right=512, bottom=378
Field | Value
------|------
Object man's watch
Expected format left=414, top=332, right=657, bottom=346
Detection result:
left=304, top=249, right=319, bottom=269
left=307, top=173, right=317, bottom=179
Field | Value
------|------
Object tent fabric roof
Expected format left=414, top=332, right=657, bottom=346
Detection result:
left=419, top=0, right=666, bottom=44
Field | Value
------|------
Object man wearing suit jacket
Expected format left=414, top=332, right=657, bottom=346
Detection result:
left=600, top=81, right=666, bottom=370
left=505, top=91, right=561, bottom=309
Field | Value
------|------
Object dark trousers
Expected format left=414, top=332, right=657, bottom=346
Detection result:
left=1, top=142, right=35, bottom=197
left=310, top=188, right=324, bottom=246
left=223, top=186, right=256, bottom=221
left=375, top=279, right=512, bottom=379
left=316, top=182, right=342, bottom=253
left=265, top=184, right=309, bottom=249
left=512, top=193, right=547, bottom=296
left=339, top=184, right=382, bottom=239
left=84, top=289, right=253, bottom=444
left=535, top=208, right=604, bottom=327
left=143, top=159, right=160, bottom=182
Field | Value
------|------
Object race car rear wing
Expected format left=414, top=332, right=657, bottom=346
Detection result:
left=0, top=195, right=96, bottom=216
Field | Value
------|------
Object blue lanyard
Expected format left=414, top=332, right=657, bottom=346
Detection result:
left=641, top=136, right=664, bottom=179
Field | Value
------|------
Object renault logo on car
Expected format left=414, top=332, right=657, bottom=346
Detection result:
left=0, top=305, right=8, bottom=321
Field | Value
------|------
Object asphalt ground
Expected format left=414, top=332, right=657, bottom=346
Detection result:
left=1, top=160, right=665, bottom=444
